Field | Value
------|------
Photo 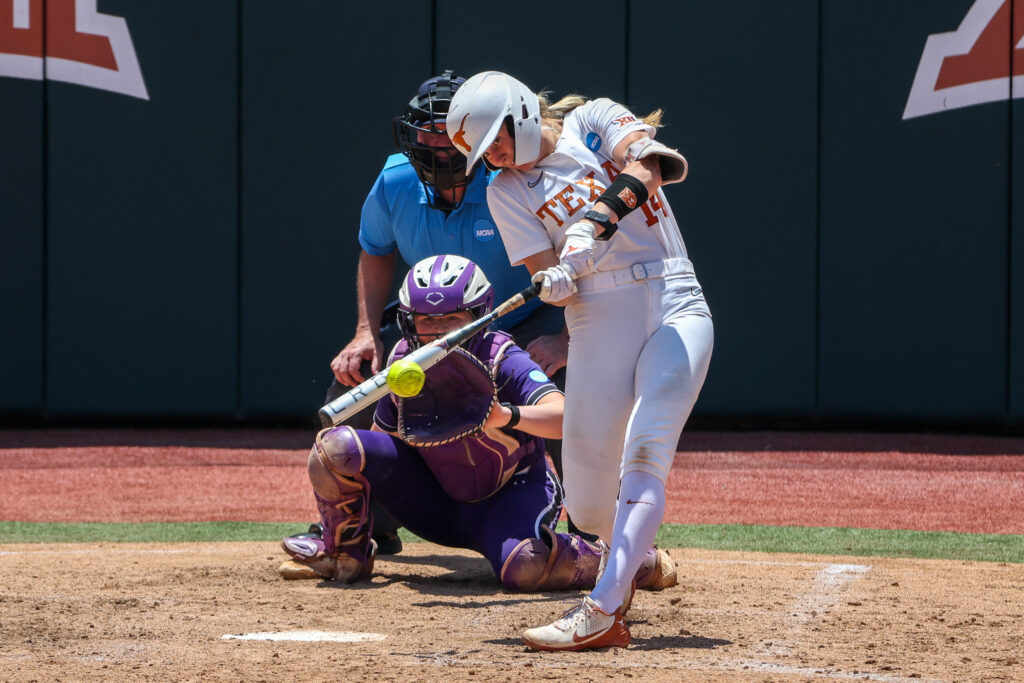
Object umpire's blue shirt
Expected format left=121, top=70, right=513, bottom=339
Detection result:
left=358, top=154, right=540, bottom=331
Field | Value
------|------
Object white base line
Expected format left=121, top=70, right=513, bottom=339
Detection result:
left=794, top=563, right=871, bottom=621
left=0, top=547, right=241, bottom=556
left=223, top=630, right=386, bottom=643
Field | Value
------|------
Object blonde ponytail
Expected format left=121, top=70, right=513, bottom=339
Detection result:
left=537, top=91, right=588, bottom=120
left=642, top=108, right=664, bottom=127
left=538, top=89, right=664, bottom=127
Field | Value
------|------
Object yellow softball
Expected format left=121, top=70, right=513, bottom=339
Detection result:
left=386, top=358, right=425, bottom=397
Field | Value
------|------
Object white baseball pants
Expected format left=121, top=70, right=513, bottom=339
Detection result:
left=561, top=262, right=713, bottom=540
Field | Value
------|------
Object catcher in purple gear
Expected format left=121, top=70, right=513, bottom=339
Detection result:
left=278, top=255, right=676, bottom=592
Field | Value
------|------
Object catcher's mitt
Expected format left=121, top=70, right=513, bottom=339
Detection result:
left=397, top=347, right=496, bottom=447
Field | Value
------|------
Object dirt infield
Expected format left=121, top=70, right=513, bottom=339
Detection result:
left=1, top=543, right=1022, bottom=682
left=2, top=428, right=1024, bottom=681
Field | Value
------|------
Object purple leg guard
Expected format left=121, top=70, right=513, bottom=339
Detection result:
left=297, top=426, right=377, bottom=582
left=499, top=526, right=602, bottom=592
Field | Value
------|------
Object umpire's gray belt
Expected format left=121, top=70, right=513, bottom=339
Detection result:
left=577, top=257, right=693, bottom=293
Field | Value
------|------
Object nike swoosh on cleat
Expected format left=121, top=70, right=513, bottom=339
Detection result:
left=569, top=622, right=614, bottom=643
left=625, top=499, right=654, bottom=505
left=572, top=627, right=609, bottom=644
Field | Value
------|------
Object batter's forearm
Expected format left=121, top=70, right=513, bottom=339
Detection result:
left=593, top=156, right=662, bottom=224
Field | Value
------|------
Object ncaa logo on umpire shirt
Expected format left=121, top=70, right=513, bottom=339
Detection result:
left=903, top=0, right=1023, bottom=119
left=0, top=0, right=149, bottom=99
left=474, top=219, right=496, bottom=242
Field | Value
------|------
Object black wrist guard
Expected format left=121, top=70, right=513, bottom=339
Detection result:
left=501, top=402, right=521, bottom=429
left=584, top=210, right=618, bottom=241
left=597, top=173, right=649, bottom=222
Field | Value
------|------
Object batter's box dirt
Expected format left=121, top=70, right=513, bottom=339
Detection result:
left=0, top=543, right=1021, bottom=682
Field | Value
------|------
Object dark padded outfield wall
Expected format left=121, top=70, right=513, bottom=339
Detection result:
left=434, top=0, right=627, bottom=110
left=44, top=1, right=239, bottom=417
left=240, top=2, right=431, bottom=418
left=626, top=1, right=820, bottom=420
left=1013, top=38, right=1024, bottom=426
left=819, top=0, right=1009, bottom=425
left=4, top=0, right=1023, bottom=429
left=0, top=27, right=44, bottom=414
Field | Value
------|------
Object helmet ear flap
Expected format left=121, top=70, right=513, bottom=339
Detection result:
left=513, top=115, right=541, bottom=166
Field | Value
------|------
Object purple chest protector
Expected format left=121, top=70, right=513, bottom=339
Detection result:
left=388, top=331, right=542, bottom=502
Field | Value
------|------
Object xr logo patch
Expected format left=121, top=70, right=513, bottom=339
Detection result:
left=0, top=0, right=148, bottom=99
left=903, top=0, right=1023, bottom=119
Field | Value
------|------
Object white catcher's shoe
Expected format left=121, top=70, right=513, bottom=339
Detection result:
left=522, top=596, right=630, bottom=651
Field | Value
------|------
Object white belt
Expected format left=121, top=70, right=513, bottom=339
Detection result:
left=576, top=257, right=693, bottom=292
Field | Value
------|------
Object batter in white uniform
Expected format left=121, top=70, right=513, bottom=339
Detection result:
left=447, top=71, right=713, bottom=651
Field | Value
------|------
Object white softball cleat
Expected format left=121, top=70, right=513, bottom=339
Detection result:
left=521, top=597, right=630, bottom=651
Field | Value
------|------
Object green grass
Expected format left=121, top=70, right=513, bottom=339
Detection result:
left=650, top=523, right=1024, bottom=564
left=1, top=521, right=1021, bottom=564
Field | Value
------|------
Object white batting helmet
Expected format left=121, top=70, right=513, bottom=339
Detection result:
left=445, top=71, right=541, bottom=170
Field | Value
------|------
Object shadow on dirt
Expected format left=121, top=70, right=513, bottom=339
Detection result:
left=482, top=634, right=732, bottom=650
left=305, top=551, right=612, bottom=608
left=632, top=634, right=732, bottom=650
left=378, top=552, right=491, bottom=574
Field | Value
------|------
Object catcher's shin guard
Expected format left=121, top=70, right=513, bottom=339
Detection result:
left=282, top=427, right=376, bottom=582
left=500, top=526, right=602, bottom=592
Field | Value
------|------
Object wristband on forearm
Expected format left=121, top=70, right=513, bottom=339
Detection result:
left=597, top=173, right=649, bottom=223
left=500, top=402, right=521, bottom=429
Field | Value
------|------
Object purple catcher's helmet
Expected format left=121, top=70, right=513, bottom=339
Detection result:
left=398, top=255, right=494, bottom=347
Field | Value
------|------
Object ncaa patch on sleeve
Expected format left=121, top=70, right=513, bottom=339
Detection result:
left=529, top=369, right=549, bottom=383
left=585, top=132, right=602, bottom=151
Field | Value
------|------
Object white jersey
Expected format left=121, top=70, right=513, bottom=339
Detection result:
left=487, top=98, right=689, bottom=271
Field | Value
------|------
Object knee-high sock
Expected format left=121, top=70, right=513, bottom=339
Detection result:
left=589, top=470, right=666, bottom=613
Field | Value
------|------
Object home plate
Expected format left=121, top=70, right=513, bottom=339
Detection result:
left=222, top=630, right=387, bottom=643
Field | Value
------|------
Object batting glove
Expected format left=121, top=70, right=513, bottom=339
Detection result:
left=531, top=264, right=578, bottom=304
left=559, top=219, right=597, bottom=277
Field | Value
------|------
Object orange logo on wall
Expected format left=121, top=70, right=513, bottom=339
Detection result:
left=0, top=0, right=148, bottom=99
left=903, top=0, right=1023, bottom=118
left=452, top=113, right=472, bottom=154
